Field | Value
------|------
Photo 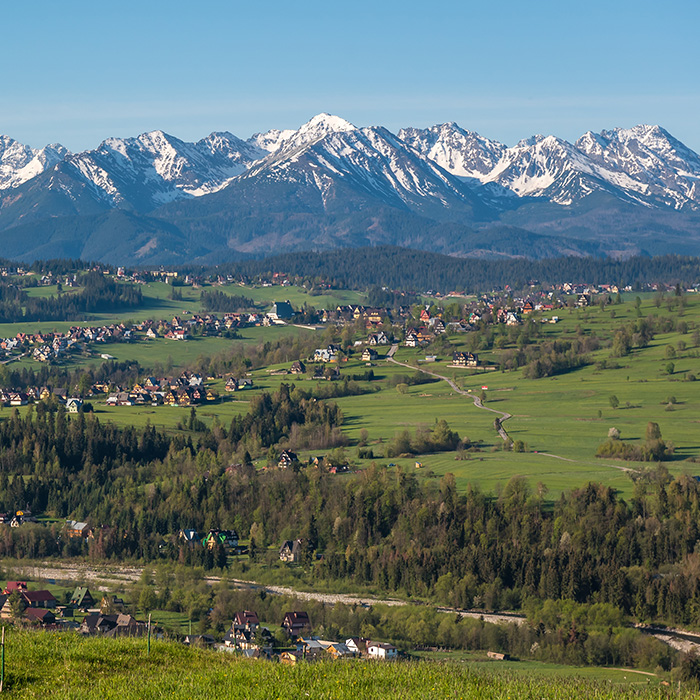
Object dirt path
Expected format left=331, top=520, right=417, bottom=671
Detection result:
left=387, top=354, right=635, bottom=473
left=387, top=355, right=512, bottom=441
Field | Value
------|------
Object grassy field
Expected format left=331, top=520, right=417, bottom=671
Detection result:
left=3, top=287, right=700, bottom=500
left=4, top=631, right=688, bottom=699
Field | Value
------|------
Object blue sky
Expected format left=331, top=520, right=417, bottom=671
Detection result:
left=2, top=0, right=699, bottom=152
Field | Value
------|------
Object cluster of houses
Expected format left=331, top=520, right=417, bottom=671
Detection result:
left=191, top=608, right=399, bottom=663
left=0, top=509, right=38, bottom=527
left=105, top=372, right=219, bottom=408
left=0, top=581, right=134, bottom=631
left=276, top=450, right=350, bottom=474
left=0, top=386, right=83, bottom=411
left=0, top=324, right=135, bottom=364
left=2, top=580, right=401, bottom=661
left=178, top=528, right=242, bottom=553
left=0, top=304, right=301, bottom=367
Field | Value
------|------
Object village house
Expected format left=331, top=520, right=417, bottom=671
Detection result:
left=281, top=611, right=312, bottom=638
left=268, top=300, right=295, bottom=322
left=368, top=331, right=389, bottom=345
left=65, top=398, right=83, bottom=413
left=367, top=641, right=398, bottom=659
left=278, top=450, right=299, bottom=469
left=223, top=611, right=271, bottom=651
left=80, top=612, right=147, bottom=637
left=404, top=331, right=419, bottom=347
left=279, top=538, right=304, bottom=563
left=24, top=608, right=56, bottom=626
left=452, top=351, right=479, bottom=367
left=21, top=590, right=58, bottom=610
left=66, top=520, right=90, bottom=539
left=70, top=586, right=95, bottom=610
left=178, top=529, right=200, bottom=546
left=202, top=529, right=239, bottom=550
left=361, top=347, right=378, bottom=362
left=346, top=637, right=370, bottom=656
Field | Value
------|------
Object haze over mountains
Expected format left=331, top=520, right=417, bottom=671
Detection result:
left=1, top=114, right=699, bottom=264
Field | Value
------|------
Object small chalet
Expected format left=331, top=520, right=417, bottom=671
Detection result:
left=65, top=398, right=83, bottom=413
left=234, top=610, right=260, bottom=630
left=66, top=520, right=90, bottom=539
left=3, top=581, right=28, bottom=595
left=279, top=538, right=304, bottom=563
left=280, top=650, right=302, bottom=665
left=282, top=611, right=312, bottom=638
left=184, top=634, right=216, bottom=648
left=268, top=300, right=294, bottom=321
left=202, top=529, right=239, bottom=550
left=25, top=608, right=56, bottom=626
left=404, top=332, right=418, bottom=347
left=346, top=637, right=370, bottom=656
left=361, top=347, right=378, bottom=362
left=70, top=586, right=95, bottom=609
left=179, top=529, right=200, bottom=546
left=290, top=360, right=306, bottom=374
left=368, top=332, right=389, bottom=346
left=278, top=450, right=299, bottom=469
left=367, top=641, right=398, bottom=659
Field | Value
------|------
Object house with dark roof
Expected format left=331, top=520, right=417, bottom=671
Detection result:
left=279, top=539, right=303, bottom=563
left=278, top=450, right=299, bottom=469
left=22, top=590, right=58, bottom=609
left=282, top=611, right=312, bottom=638
left=25, top=608, right=56, bottom=626
left=268, top=300, right=294, bottom=321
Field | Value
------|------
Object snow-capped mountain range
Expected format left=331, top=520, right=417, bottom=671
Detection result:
left=1, top=113, right=700, bottom=263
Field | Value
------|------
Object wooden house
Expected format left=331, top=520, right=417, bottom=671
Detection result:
left=279, top=539, right=303, bottom=563
left=70, top=586, right=95, bottom=609
left=282, top=611, right=312, bottom=638
left=361, top=348, right=378, bottom=362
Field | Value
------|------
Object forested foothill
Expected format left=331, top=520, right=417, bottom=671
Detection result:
left=197, top=247, right=700, bottom=294
left=0, top=254, right=700, bottom=682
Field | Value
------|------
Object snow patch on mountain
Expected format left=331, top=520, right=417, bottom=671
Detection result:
left=0, top=137, right=69, bottom=190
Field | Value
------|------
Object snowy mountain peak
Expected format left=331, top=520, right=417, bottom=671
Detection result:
left=398, top=122, right=506, bottom=180
left=267, top=113, right=357, bottom=156
left=301, top=113, right=355, bottom=133
left=0, top=136, right=70, bottom=189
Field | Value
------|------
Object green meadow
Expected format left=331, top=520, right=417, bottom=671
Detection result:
left=3, top=631, right=687, bottom=699
left=3, top=283, right=700, bottom=499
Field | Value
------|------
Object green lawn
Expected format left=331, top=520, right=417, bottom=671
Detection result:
left=413, top=650, right=662, bottom=685
left=5, top=631, right=685, bottom=699
left=3, top=290, right=700, bottom=500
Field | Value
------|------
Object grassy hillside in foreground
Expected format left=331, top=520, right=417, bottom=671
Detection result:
left=4, top=631, right=689, bottom=699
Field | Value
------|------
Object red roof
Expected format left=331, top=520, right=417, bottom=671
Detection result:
left=234, top=610, right=259, bottom=627
left=25, top=608, right=55, bottom=622
left=4, top=581, right=27, bottom=593
left=22, top=590, right=58, bottom=603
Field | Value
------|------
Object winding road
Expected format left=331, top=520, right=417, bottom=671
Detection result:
left=387, top=346, right=635, bottom=473
left=387, top=345, right=512, bottom=442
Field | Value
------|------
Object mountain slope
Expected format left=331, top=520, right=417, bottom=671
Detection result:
left=1, top=115, right=700, bottom=263
left=0, top=136, right=69, bottom=190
